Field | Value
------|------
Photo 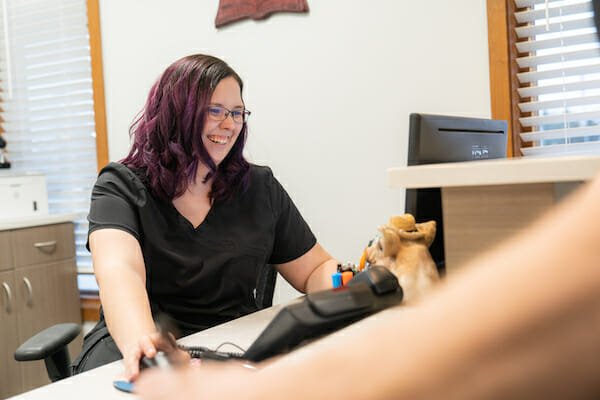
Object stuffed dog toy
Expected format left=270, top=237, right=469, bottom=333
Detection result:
left=365, top=214, right=440, bottom=303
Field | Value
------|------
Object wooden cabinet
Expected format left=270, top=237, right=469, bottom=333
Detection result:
left=0, top=222, right=82, bottom=399
left=0, top=270, right=22, bottom=398
left=0, top=231, right=11, bottom=271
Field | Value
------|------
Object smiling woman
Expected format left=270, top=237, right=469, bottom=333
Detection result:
left=122, top=55, right=250, bottom=204
left=78, top=53, right=339, bottom=380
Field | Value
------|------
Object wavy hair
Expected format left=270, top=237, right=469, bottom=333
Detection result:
left=121, top=54, right=250, bottom=203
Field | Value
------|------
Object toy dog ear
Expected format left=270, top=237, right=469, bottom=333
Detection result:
left=416, top=220, right=437, bottom=248
left=380, top=226, right=401, bottom=257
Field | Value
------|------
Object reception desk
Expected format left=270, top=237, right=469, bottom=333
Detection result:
left=388, top=155, right=600, bottom=272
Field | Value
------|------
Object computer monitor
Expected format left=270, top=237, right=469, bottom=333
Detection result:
left=405, top=113, right=508, bottom=275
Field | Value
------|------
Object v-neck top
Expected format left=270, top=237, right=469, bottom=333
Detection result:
left=87, top=162, right=316, bottom=334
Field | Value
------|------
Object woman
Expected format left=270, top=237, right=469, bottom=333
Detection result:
left=74, top=54, right=338, bottom=380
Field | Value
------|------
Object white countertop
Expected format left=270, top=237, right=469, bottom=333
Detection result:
left=388, top=155, right=600, bottom=189
left=0, top=213, right=81, bottom=231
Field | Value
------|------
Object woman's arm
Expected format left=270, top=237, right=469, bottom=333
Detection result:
left=90, top=229, right=175, bottom=380
left=275, top=242, right=339, bottom=293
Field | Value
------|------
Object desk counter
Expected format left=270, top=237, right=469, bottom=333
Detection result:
left=388, top=155, right=600, bottom=189
left=387, top=155, right=600, bottom=272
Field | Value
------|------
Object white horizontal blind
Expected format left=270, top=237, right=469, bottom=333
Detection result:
left=514, top=0, right=600, bottom=157
left=0, top=0, right=97, bottom=277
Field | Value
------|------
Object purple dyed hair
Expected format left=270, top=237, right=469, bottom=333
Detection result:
left=121, top=54, right=250, bottom=203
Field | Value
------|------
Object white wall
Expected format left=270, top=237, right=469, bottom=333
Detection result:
left=98, top=0, right=491, bottom=303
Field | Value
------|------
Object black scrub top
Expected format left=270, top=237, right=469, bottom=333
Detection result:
left=87, top=162, right=316, bottom=334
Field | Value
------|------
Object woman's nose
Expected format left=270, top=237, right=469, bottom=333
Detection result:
left=219, top=113, right=235, bottom=129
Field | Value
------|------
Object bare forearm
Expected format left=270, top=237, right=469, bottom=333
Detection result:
left=305, top=258, right=338, bottom=293
left=90, top=229, right=157, bottom=358
left=99, top=268, right=156, bottom=354
left=277, top=243, right=339, bottom=293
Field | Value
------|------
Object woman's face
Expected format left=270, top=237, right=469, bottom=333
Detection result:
left=201, top=76, right=244, bottom=167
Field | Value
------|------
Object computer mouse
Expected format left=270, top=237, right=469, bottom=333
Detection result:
left=346, top=265, right=401, bottom=295
left=139, top=351, right=170, bottom=371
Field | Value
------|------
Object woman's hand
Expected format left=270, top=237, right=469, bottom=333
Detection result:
left=121, top=332, right=191, bottom=382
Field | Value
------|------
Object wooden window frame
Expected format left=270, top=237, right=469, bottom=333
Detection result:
left=83, top=0, right=106, bottom=320
left=88, top=0, right=108, bottom=172
left=487, top=0, right=533, bottom=158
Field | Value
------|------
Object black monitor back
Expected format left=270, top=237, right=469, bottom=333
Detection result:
left=405, top=113, right=508, bottom=275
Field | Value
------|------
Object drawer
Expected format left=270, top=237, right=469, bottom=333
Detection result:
left=0, top=230, right=12, bottom=271
left=12, top=223, right=75, bottom=267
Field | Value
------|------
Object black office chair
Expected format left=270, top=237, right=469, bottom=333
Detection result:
left=254, top=262, right=278, bottom=309
left=14, top=323, right=81, bottom=382
left=14, top=264, right=279, bottom=382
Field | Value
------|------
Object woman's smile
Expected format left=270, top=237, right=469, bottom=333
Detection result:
left=207, top=134, right=231, bottom=145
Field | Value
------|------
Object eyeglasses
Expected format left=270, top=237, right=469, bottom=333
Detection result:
left=206, top=105, right=251, bottom=124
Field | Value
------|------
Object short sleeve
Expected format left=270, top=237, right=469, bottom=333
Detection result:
left=266, top=169, right=316, bottom=264
left=87, top=163, right=147, bottom=247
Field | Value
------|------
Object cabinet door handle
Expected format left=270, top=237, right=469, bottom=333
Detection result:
left=34, top=240, right=57, bottom=253
left=23, top=277, right=33, bottom=307
left=2, top=282, right=12, bottom=313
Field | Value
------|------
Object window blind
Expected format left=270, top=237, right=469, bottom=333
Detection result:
left=514, top=0, right=600, bottom=157
left=0, top=0, right=98, bottom=279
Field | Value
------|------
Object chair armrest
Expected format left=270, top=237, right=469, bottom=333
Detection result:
left=15, top=323, right=81, bottom=361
